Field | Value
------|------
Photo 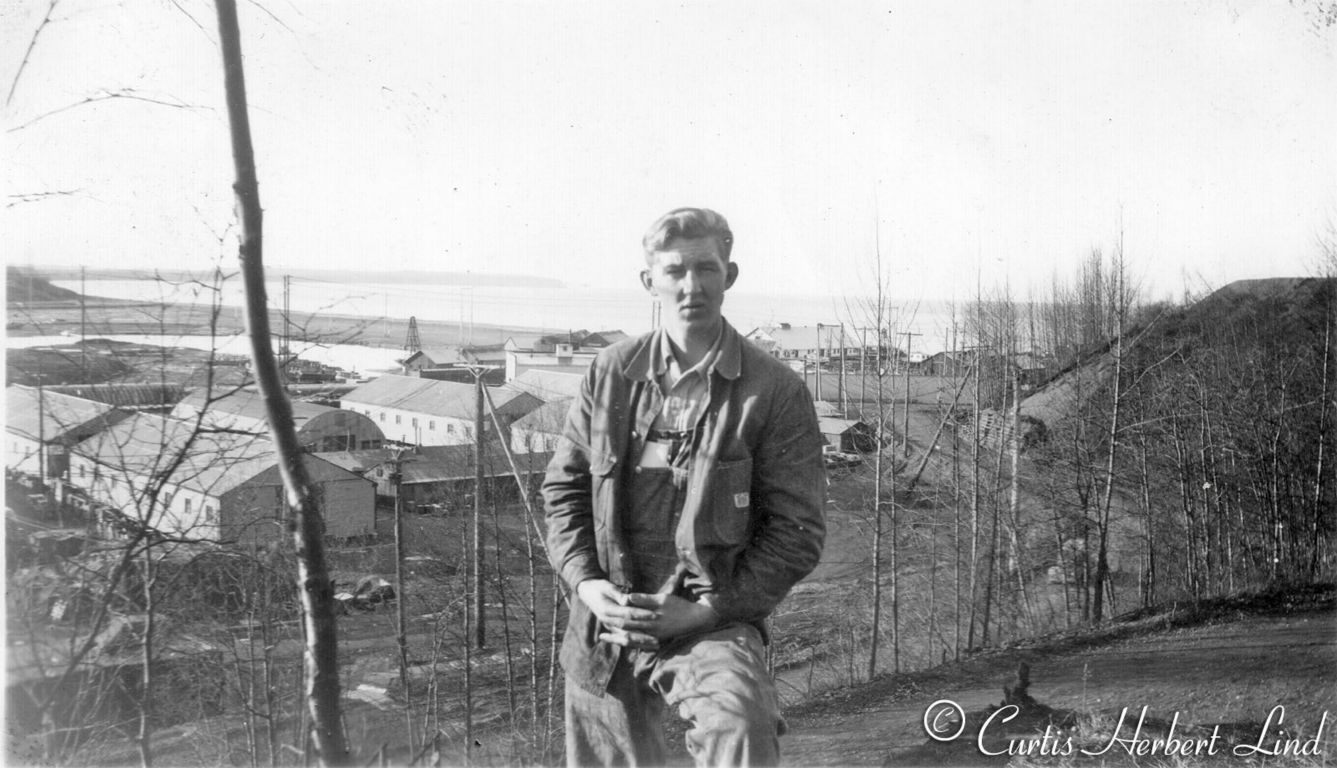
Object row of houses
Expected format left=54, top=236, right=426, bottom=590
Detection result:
left=743, top=325, right=1052, bottom=383
left=401, top=323, right=889, bottom=375
left=400, top=329, right=629, bottom=383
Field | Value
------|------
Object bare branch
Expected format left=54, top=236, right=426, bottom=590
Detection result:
left=6, top=189, right=85, bottom=207
left=5, top=0, right=59, bottom=108
left=7, top=88, right=208, bottom=134
left=243, top=0, right=295, bottom=34
left=166, top=0, right=213, bottom=40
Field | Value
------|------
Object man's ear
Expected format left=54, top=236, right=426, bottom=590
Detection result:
left=725, top=261, right=739, bottom=289
left=640, top=269, right=654, bottom=293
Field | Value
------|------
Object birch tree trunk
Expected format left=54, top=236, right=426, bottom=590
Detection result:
left=214, top=1, right=350, bottom=762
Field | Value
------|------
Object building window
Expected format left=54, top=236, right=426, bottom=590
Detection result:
left=379, top=412, right=385, bottom=422
left=184, top=498, right=192, bottom=517
left=411, top=417, right=418, bottom=428
left=204, top=505, right=215, bottom=523
left=396, top=415, right=402, bottom=425
left=429, top=420, right=436, bottom=430
left=447, top=424, right=455, bottom=434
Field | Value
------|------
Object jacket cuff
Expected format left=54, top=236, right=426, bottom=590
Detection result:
left=705, top=580, right=767, bottom=626
left=561, top=557, right=606, bottom=592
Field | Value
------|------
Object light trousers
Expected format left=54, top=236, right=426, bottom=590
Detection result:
left=564, top=623, right=782, bottom=767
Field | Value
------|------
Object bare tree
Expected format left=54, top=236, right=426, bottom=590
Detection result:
left=213, top=1, right=349, bottom=762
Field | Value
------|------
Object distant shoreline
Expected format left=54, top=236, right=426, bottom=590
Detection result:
left=24, top=266, right=567, bottom=290
left=6, top=297, right=560, bottom=351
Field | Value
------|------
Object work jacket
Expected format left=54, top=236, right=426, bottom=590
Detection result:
left=542, top=320, right=827, bottom=694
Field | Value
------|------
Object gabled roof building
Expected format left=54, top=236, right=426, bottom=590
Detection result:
left=6, top=385, right=130, bottom=481
left=171, top=386, right=385, bottom=451
left=509, top=399, right=572, bottom=455
left=505, top=369, right=584, bottom=403
left=339, top=374, right=540, bottom=447
left=70, top=413, right=375, bottom=546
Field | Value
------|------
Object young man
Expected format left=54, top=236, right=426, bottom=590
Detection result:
left=543, top=207, right=826, bottom=766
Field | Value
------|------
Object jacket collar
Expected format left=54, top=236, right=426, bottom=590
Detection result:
left=624, top=318, right=742, bottom=382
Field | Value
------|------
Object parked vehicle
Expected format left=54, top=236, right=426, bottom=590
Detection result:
left=821, top=444, right=862, bottom=470
left=335, top=575, right=396, bottom=612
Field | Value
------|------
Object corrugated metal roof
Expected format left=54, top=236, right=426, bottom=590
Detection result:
left=341, top=374, right=527, bottom=420
left=73, top=412, right=280, bottom=495
left=5, top=385, right=123, bottom=442
left=46, top=383, right=184, bottom=408
left=512, top=399, right=572, bottom=432
left=507, top=370, right=584, bottom=402
left=175, top=386, right=336, bottom=429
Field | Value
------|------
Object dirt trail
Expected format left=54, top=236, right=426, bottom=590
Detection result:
left=781, top=608, right=1336, bottom=766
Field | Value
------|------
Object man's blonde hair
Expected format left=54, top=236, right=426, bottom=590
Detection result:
left=641, top=208, right=733, bottom=265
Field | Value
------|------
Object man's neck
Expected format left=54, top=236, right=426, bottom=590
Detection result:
left=663, top=320, right=723, bottom=370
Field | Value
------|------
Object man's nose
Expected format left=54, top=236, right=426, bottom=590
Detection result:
left=681, top=269, right=699, bottom=292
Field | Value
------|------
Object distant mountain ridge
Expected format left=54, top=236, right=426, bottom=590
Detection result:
left=27, top=266, right=566, bottom=290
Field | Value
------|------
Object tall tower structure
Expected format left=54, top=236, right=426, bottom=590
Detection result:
left=404, top=316, right=422, bottom=353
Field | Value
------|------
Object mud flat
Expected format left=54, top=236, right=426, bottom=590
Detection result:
left=6, top=298, right=556, bottom=351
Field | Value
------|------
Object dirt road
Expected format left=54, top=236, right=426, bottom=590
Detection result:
left=782, top=606, right=1336, bottom=766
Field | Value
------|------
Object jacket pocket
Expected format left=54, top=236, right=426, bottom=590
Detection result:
left=707, top=457, right=753, bottom=545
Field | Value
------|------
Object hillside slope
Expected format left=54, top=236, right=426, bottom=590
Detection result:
left=783, top=587, right=1335, bottom=766
left=1018, top=276, right=1334, bottom=433
left=6, top=266, right=83, bottom=304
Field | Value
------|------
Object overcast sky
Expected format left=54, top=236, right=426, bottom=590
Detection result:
left=3, top=0, right=1335, bottom=305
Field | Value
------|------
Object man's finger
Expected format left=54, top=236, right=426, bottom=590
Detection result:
left=601, top=605, right=659, bottom=622
left=622, top=592, right=665, bottom=608
left=599, top=612, right=659, bottom=631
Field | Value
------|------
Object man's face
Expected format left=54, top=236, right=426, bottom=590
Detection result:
left=642, top=236, right=738, bottom=336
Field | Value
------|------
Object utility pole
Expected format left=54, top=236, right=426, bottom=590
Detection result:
left=858, top=326, right=871, bottom=420
left=280, top=274, right=291, bottom=387
left=282, top=274, right=291, bottom=357
left=859, top=327, right=868, bottom=378
left=839, top=323, right=847, bottom=416
left=37, top=370, right=46, bottom=490
left=466, top=365, right=493, bottom=649
left=901, top=331, right=921, bottom=457
left=79, top=266, right=87, bottom=378
left=815, top=323, right=823, bottom=405
left=389, top=449, right=415, bottom=720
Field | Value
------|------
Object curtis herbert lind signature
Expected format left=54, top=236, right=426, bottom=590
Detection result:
left=923, top=701, right=1330, bottom=759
